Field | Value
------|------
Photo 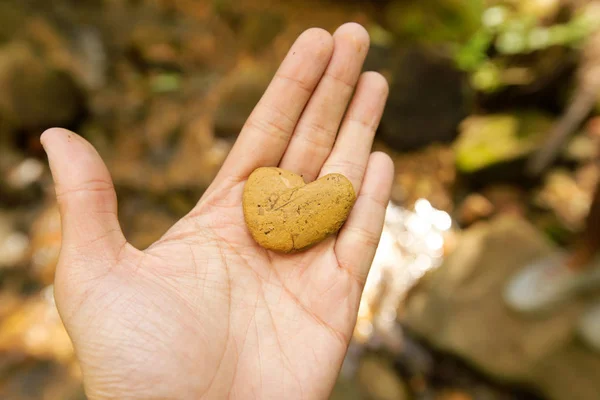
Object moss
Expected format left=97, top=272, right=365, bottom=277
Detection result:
left=454, top=112, right=553, bottom=173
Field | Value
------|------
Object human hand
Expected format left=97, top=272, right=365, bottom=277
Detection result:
left=42, top=23, right=393, bottom=400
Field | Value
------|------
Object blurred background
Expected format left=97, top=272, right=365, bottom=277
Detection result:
left=1, top=0, right=600, bottom=399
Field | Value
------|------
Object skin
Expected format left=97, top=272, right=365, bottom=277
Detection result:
left=42, top=23, right=394, bottom=400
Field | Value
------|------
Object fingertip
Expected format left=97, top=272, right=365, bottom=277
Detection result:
left=41, top=127, right=70, bottom=146
left=41, top=127, right=109, bottom=191
left=362, top=151, right=394, bottom=206
left=40, top=128, right=84, bottom=155
left=360, top=71, right=389, bottom=97
left=333, top=22, right=370, bottom=52
left=301, top=27, right=333, bottom=42
left=41, top=127, right=77, bottom=139
left=369, top=151, right=394, bottom=176
left=40, top=129, right=52, bottom=148
left=297, top=27, right=334, bottom=56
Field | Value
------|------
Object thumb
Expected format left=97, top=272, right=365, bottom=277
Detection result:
left=41, top=128, right=127, bottom=260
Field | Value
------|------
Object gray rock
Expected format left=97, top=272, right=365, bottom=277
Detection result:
left=405, top=216, right=600, bottom=400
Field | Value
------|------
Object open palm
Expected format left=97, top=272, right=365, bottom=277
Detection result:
left=43, top=24, right=393, bottom=400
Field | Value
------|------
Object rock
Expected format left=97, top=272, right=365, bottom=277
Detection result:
left=0, top=42, right=84, bottom=132
left=214, top=60, right=273, bottom=138
left=378, top=46, right=471, bottom=152
left=404, top=216, right=600, bottom=400
left=357, top=355, right=409, bottom=400
left=242, top=167, right=356, bottom=253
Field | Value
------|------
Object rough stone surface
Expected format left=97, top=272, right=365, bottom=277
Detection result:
left=404, top=216, right=600, bottom=400
left=243, top=167, right=356, bottom=253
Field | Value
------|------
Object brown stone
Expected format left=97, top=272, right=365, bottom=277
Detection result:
left=405, top=216, right=600, bottom=400
left=242, top=167, right=356, bottom=253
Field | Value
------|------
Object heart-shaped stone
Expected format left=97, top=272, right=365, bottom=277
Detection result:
left=242, top=167, right=356, bottom=253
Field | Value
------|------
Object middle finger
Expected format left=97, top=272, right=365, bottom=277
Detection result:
left=278, top=23, right=370, bottom=182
